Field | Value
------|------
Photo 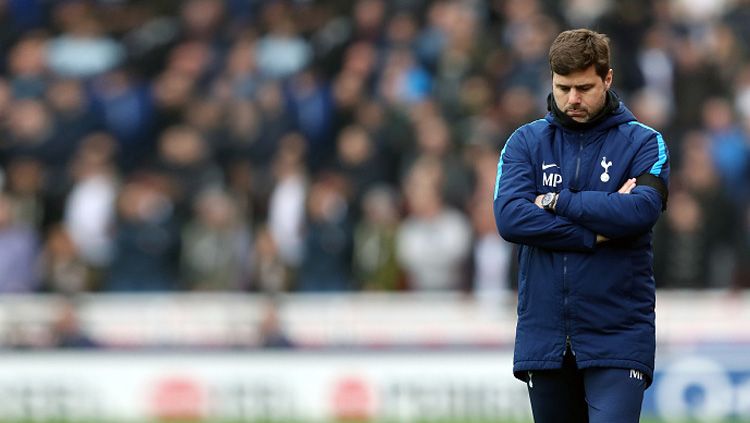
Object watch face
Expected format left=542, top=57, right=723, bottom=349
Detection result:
left=542, top=193, right=554, bottom=206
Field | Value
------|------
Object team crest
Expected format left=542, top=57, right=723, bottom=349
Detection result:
left=600, top=157, right=613, bottom=182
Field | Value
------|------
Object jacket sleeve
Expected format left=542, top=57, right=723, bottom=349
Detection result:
left=554, top=126, right=670, bottom=239
left=493, top=127, right=597, bottom=252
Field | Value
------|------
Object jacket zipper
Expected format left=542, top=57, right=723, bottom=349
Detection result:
left=564, top=135, right=582, bottom=358
left=574, top=136, right=584, bottom=186
left=563, top=255, right=574, bottom=356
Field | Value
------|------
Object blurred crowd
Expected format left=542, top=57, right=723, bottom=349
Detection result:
left=0, top=0, right=747, bottom=297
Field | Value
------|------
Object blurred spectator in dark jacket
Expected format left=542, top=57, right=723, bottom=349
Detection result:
left=333, top=124, right=387, bottom=214
left=297, top=173, right=353, bottom=292
left=254, top=82, right=296, bottom=168
left=105, top=174, right=180, bottom=291
left=90, top=69, right=155, bottom=172
left=153, top=124, right=224, bottom=221
left=400, top=106, right=473, bottom=210
left=2, top=99, right=57, bottom=165
left=700, top=97, right=750, bottom=205
left=672, top=34, right=728, bottom=133
left=45, top=78, right=99, bottom=169
left=7, top=33, right=48, bottom=99
left=654, top=132, right=739, bottom=288
left=286, top=69, right=335, bottom=165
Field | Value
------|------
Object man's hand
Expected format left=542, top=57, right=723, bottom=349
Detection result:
left=596, top=179, right=636, bottom=244
left=618, top=178, right=636, bottom=194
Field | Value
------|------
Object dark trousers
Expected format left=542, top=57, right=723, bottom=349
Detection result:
left=526, top=349, right=647, bottom=423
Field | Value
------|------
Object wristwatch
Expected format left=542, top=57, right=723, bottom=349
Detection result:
left=541, top=192, right=558, bottom=211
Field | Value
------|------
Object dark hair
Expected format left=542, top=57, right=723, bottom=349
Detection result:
left=549, top=29, right=611, bottom=80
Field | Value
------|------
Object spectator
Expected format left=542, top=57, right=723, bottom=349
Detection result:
left=333, top=124, right=387, bottom=213
left=267, top=135, right=307, bottom=269
left=90, top=69, right=154, bottom=171
left=700, top=96, right=750, bottom=204
left=63, top=133, right=118, bottom=271
left=40, top=225, right=92, bottom=294
left=4, top=157, right=48, bottom=229
left=255, top=12, right=312, bottom=79
left=105, top=174, right=180, bottom=291
left=153, top=124, right=224, bottom=220
left=400, top=108, right=473, bottom=209
left=2, top=99, right=57, bottom=166
left=251, top=225, right=290, bottom=294
left=180, top=188, right=251, bottom=290
left=256, top=299, right=294, bottom=349
left=50, top=299, right=99, bottom=349
left=45, top=78, right=99, bottom=171
left=468, top=147, right=514, bottom=302
left=297, top=173, right=353, bottom=292
left=654, top=132, right=739, bottom=288
left=0, top=193, right=40, bottom=293
left=396, top=157, right=472, bottom=291
left=353, top=185, right=402, bottom=291
left=7, top=33, right=48, bottom=99
left=46, top=5, right=125, bottom=78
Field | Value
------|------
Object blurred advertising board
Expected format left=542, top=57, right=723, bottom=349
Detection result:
left=645, top=344, right=750, bottom=422
left=1, top=347, right=749, bottom=422
left=2, top=347, right=749, bottom=422
left=0, top=351, right=531, bottom=422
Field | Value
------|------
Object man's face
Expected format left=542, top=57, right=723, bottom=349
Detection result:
left=552, top=65, right=613, bottom=123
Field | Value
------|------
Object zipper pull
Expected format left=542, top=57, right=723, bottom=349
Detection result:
left=566, top=335, right=576, bottom=356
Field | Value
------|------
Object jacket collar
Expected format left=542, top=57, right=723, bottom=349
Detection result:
left=546, top=90, right=626, bottom=132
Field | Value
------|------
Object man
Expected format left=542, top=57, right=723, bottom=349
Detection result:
left=493, top=29, right=669, bottom=423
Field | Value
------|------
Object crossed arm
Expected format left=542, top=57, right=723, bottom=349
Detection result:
left=494, top=133, right=665, bottom=252
left=533, top=178, right=638, bottom=243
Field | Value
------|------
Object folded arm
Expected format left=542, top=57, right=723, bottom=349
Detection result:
left=551, top=179, right=663, bottom=240
left=550, top=128, right=670, bottom=240
left=493, top=130, right=597, bottom=252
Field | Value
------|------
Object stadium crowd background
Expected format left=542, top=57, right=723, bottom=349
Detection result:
left=0, top=0, right=748, bottom=300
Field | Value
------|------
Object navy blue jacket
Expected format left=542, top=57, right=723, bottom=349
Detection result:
left=493, top=99, right=669, bottom=385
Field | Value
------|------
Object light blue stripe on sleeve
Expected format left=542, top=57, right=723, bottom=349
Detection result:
left=628, top=121, right=667, bottom=176
left=493, top=141, right=510, bottom=200
left=493, top=119, right=545, bottom=200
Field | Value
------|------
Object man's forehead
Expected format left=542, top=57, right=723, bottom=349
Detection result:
left=552, top=66, right=602, bottom=85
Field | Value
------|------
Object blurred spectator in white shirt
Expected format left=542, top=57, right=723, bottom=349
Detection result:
left=256, top=12, right=311, bottom=79
left=46, top=5, right=124, bottom=78
left=396, top=157, right=472, bottom=291
left=64, top=133, right=118, bottom=269
left=268, top=136, right=307, bottom=269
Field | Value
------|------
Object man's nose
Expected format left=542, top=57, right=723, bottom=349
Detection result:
left=568, top=89, right=582, bottom=104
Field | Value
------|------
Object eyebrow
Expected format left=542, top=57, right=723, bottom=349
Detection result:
left=555, top=83, right=595, bottom=90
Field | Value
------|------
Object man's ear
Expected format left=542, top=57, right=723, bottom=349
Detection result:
left=604, top=68, right=613, bottom=89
